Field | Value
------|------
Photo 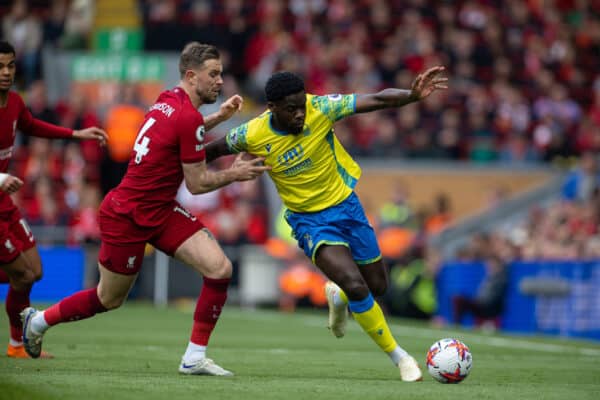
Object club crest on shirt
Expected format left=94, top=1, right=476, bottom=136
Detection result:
left=229, top=131, right=238, bottom=145
left=4, top=239, right=15, bottom=253
left=195, top=125, right=205, bottom=143
left=265, top=144, right=272, bottom=153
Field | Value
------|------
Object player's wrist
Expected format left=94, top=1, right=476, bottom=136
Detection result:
left=215, top=111, right=229, bottom=123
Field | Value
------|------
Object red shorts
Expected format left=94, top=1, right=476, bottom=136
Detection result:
left=98, top=194, right=205, bottom=275
left=0, top=206, right=36, bottom=264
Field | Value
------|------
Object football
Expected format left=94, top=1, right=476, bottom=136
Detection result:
left=426, top=338, right=473, bottom=383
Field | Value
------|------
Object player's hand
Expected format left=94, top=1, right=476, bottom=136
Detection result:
left=0, top=174, right=23, bottom=194
left=73, top=127, right=108, bottom=146
left=409, top=66, right=448, bottom=100
left=218, top=95, right=244, bottom=122
left=231, top=153, right=271, bottom=181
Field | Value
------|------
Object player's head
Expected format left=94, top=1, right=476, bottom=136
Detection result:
left=179, top=42, right=223, bottom=104
left=0, top=41, right=16, bottom=92
left=265, top=71, right=306, bottom=134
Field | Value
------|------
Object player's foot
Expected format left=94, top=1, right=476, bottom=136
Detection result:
left=178, top=358, right=234, bottom=376
left=325, top=281, right=348, bottom=338
left=6, top=343, right=53, bottom=359
left=20, top=307, right=45, bottom=359
left=398, top=355, right=423, bottom=382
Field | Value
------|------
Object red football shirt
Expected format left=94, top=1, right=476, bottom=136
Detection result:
left=0, top=91, right=72, bottom=213
left=109, top=87, right=206, bottom=227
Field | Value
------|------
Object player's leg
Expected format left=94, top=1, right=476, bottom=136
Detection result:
left=1, top=213, right=46, bottom=358
left=357, top=259, right=389, bottom=297
left=317, top=245, right=397, bottom=350
left=153, top=206, right=233, bottom=376
left=21, top=241, right=144, bottom=358
left=2, top=246, right=43, bottom=358
left=317, top=245, right=421, bottom=381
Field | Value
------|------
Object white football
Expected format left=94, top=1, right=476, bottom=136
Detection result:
left=426, top=338, right=473, bottom=383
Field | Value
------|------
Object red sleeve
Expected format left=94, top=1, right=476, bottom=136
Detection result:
left=178, top=110, right=206, bottom=164
left=17, top=97, right=73, bottom=139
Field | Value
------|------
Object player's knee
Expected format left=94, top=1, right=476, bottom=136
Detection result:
left=98, top=291, right=128, bottom=310
left=31, top=263, right=43, bottom=282
left=339, top=279, right=369, bottom=300
left=210, top=256, right=232, bottom=279
left=201, top=255, right=232, bottom=279
left=101, top=296, right=126, bottom=310
left=9, top=267, right=36, bottom=288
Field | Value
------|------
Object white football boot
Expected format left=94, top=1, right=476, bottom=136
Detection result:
left=398, top=355, right=423, bottom=382
left=325, top=281, right=348, bottom=338
left=178, top=358, right=234, bottom=376
left=20, top=307, right=45, bottom=359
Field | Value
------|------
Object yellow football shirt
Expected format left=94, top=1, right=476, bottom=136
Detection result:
left=226, top=94, right=361, bottom=213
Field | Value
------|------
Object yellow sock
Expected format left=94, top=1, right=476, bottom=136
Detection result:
left=350, top=294, right=398, bottom=354
left=338, top=288, right=348, bottom=305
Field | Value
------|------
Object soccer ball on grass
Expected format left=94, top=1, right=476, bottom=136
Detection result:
left=426, top=338, right=472, bottom=383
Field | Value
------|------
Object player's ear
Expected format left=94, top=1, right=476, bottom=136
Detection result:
left=266, top=101, right=275, bottom=112
left=184, top=70, right=196, bottom=85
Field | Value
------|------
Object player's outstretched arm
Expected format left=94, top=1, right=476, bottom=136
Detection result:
left=204, top=95, right=243, bottom=131
left=19, top=105, right=107, bottom=146
left=0, top=173, right=23, bottom=195
left=182, top=154, right=270, bottom=194
left=355, top=66, right=448, bottom=113
left=205, top=136, right=234, bottom=163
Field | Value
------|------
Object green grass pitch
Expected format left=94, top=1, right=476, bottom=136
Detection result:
left=1, top=302, right=599, bottom=400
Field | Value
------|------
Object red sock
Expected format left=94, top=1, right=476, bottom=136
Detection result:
left=6, top=285, right=32, bottom=342
left=190, top=277, right=230, bottom=346
left=0, top=269, right=9, bottom=283
left=44, top=288, right=107, bottom=326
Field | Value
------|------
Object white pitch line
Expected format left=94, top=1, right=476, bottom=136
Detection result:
left=392, top=325, right=600, bottom=357
left=231, top=310, right=600, bottom=357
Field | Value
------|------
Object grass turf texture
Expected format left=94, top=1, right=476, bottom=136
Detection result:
left=1, top=303, right=599, bottom=400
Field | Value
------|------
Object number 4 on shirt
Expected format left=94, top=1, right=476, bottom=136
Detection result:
left=134, top=117, right=156, bottom=164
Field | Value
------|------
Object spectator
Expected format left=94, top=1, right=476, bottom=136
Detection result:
left=385, top=246, right=440, bottom=320
left=562, top=151, right=600, bottom=202
left=23, top=80, right=59, bottom=146
left=379, top=183, right=416, bottom=231
left=60, top=0, right=94, bottom=49
left=452, top=255, right=508, bottom=329
left=101, top=83, right=146, bottom=194
left=2, top=0, right=42, bottom=86
left=43, top=0, right=67, bottom=47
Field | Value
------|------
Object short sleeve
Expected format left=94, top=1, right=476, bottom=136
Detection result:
left=311, top=94, right=356, bottom=122
left=178, top=111, right=206, bottom=164
left=226, top=123, right=249, bottom=153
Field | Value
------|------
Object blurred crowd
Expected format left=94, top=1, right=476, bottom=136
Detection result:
left=2, top=0, right=599, bottom=160
left=1, top=1, right=599, bottom=254
left=381, top=151, right=600, bottom=325
left=139, top=0, right=600, bottom=162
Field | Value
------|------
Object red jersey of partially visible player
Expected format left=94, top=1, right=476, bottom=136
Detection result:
left=108, top=87, right=206, bottom=227
left=0, top=91, right=72, bottom=213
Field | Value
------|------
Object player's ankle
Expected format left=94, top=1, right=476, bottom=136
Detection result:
left=183, top=342, right=206, bottom=363
left=31, top=312, right=49, bottom=334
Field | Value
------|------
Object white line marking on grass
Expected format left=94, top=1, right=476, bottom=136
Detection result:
left=394, top=325, right=600, bottom=357
left=232, top=309, right=600, bottom=357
